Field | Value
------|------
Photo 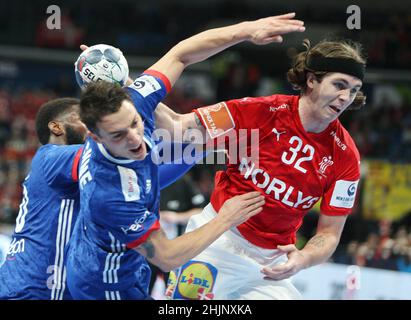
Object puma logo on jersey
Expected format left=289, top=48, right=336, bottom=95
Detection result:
left=272, top=128, right=286, bottom=141
left=238, top=158, right=319, bottom=209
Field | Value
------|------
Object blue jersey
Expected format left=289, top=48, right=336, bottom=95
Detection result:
left=66, top=71, right=169, bottom=299
left=0, top=72, right=203, bottom=300
left=0, top=144, right=83, bottom=300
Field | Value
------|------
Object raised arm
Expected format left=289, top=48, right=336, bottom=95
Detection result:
left=134, top=192, right=265, bottom=271
left=148, top=13, right=305, bottom=87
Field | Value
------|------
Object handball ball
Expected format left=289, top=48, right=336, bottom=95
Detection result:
left=74, top=44, right=129, bottom=89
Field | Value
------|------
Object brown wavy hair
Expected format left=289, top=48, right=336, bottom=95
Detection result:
left=287, top=39, right=367, bottom=109
left=80, top=82, right=132, bottom=134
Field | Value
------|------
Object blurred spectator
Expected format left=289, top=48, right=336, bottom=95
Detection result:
left=0, top=91, right=11, bottom=149
left=35, top=9, right=84, bottom=49
left=371, top=239, right=397, bottom=271
left=396, top=247, right=411, bottom=273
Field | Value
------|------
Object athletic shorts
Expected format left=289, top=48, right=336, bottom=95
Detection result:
left=168, top=203, right=302, bottom=300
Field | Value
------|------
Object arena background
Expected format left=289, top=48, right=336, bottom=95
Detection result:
left=0, top=0, right=411, bottom=300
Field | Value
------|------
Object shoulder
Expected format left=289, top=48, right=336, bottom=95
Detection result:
left=36, top=144, right=83, bottom=168
left=334, top=123, right=360, bottom=162
left=39, top=144, right=83, bottom=157
left=225, top=94, right=298, bottom=121
left=330, top=123, right=361, bottom=179
left=226, top=94, right=296, bottom=107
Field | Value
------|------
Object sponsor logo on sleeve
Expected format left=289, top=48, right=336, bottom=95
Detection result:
left=330, top=180, right=359, bottom=208
left=121, top=210, right=152, bottom=234
left=130, top=75, right=161, bottom=97
left=196, top=102, right=235, bottom=139
left=117, top=166, right=140, bottom=201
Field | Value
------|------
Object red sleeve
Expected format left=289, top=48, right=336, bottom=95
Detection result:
left=143, top=69, right=172, bottom=93
left=192, top=101, right=236, bottom=139
left=320, top=151, right=361, bottom=216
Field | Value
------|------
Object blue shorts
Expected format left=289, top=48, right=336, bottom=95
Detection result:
left=66, top=263, right=153, bottom=300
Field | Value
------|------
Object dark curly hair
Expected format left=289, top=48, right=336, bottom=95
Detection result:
left=35, top=98, right=80, bottom=145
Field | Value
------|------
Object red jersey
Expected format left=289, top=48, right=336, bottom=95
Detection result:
left=194, top=94, right=360, bottom=249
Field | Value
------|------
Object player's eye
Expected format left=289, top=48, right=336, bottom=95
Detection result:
left=333, top=82, right=345, bottom=90
left=111, top=133, right=124, bottom=140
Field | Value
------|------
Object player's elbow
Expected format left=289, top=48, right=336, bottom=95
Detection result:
left=154, top=256, right=180, bottom=272
left=149, top=246, right=181, bottom=272
left=155, top=261, right=172, bottom=273
left=171, top=39, right=203, bottom=67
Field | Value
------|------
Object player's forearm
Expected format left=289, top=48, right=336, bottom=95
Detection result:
left=157, top=218, right=229, bottom=272
left=169, top=22, right=251, bottom=67
left=148, top=22, right=254, bottom=87
left=154, top=104, right=207, bottom=144
left=299, top=232, right=340, bottom=269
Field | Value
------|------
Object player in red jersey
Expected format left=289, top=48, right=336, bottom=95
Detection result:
left=160, top=39, right=367, bottom=299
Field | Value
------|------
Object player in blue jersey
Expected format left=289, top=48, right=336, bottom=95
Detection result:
left=65, top=14, right=305, bottom=299
left=0, top=97, right=212, bottom=300
left=0, top=98, right=87, bottom=300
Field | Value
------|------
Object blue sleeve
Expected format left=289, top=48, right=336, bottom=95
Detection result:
left=125, top=71, right=170, bottom=134
left=158, top=143, right=210, bottom=190
left=41, top=144, right=83, bottom=193
left=98, top=199, right=160, bottom=249
left=89, top=163, right=161, bottom=248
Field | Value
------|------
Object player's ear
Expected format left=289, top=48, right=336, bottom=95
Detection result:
left=48, top=121, right=64, bottom=137
left=306, top=72, right=316, bottom=90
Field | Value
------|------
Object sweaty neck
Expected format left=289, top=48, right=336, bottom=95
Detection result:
left=298, top=95, right=331, bottom=134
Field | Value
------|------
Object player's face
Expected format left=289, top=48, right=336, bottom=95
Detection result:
left=307, top=72, right=362, bottom=122
left=93, top=100, right=147, bottom=160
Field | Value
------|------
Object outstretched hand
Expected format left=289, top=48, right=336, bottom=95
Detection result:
left=246, top=12, right=305, bottom=45
left=260, top=244, right=308, bottom=280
